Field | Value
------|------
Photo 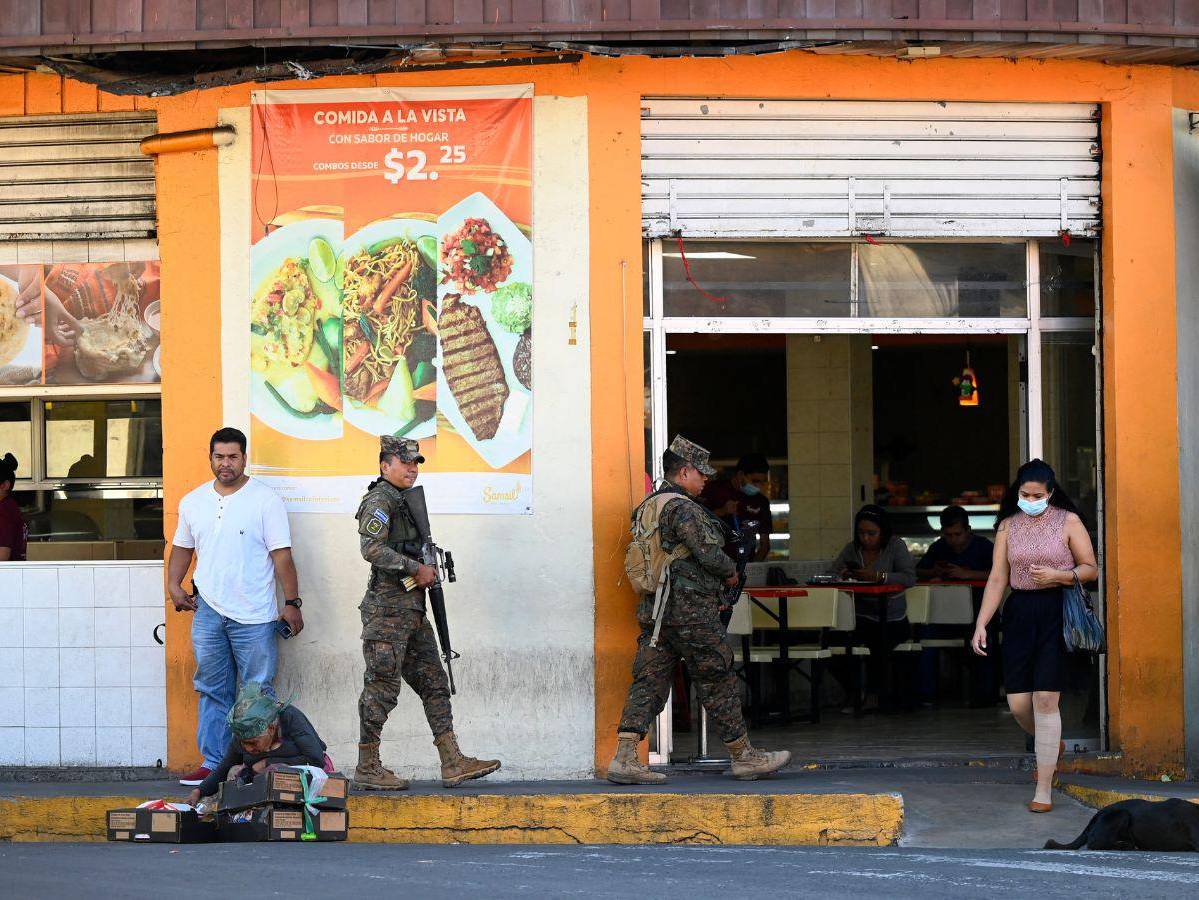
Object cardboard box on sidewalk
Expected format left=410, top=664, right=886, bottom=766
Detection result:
left=106, top=808, right=218, bottom=843
left=217, top=804, right=349, bottom=842
left=216, top=768, right=349, bottom=812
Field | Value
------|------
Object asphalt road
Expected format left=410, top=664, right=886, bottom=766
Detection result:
left=4, top=843, right=1199, bottom=899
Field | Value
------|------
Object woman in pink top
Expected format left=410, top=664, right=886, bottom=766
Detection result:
left=971, top=460, right=1097, bottom=814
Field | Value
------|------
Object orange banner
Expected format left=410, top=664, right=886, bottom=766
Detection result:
left=249, top=86, right=533, bottom=515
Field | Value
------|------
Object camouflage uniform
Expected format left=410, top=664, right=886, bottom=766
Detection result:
left=356, top=442, right=453, bottom=744
left=617, top=482, right=748, bottom=744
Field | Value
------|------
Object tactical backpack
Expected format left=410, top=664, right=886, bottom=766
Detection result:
left=624, top=493, right=691, bottom=645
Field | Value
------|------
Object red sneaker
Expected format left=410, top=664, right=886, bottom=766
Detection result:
left=178, top=766, right=211, bottom=786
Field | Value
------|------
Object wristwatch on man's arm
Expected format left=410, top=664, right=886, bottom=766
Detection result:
left=285, top=598, right=303, bottom=609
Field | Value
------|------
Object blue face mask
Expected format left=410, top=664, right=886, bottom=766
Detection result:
left=741, top=483, right=762, bottom=497
left=1018, top=495, right=1051, bottom=517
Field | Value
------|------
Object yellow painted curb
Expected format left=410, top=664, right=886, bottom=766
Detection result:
left=1059, top=783, right=1198, bottom=811
left=0, top=792, right=903, bottom=846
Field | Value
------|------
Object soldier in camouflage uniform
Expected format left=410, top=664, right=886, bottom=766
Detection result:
left=353, top=436, right=501, bottom=790
left=607, top=435, right=792, bottom=784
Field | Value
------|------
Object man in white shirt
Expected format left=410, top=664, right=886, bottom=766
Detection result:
left=167, top=427, right=304, bottom=786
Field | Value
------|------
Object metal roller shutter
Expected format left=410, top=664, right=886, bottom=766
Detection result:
left=0, top=112, right=158, bottom=240
left=641, top=100, right=1100, bottom=239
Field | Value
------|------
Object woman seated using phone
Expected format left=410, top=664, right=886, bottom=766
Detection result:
left=187, top=682, right=333, bottom=805
left=826, top=505, right=917, bottom=713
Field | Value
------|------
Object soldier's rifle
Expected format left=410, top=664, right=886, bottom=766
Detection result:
left=398, top=485, right=460, bottom=694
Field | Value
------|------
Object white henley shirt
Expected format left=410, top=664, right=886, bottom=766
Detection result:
left=172, top=477, right=292, bottom=625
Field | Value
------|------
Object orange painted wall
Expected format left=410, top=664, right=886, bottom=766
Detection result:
left=0, top=54, right=1188, bottom=776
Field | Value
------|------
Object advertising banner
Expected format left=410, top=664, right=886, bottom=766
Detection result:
left=249, top=86, right=533, bottom=514
left=0, top=262, right=161, bottom=387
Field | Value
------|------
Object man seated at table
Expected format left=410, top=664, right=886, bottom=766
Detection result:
left=917, top=505, right=994, bottom=582
left=916, top=505, right=999, bottom=707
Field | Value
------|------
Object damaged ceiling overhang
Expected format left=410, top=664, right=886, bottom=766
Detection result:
left=3, top=34, right=1199, bottom=96
left=0, top=45, right=588, bottom=96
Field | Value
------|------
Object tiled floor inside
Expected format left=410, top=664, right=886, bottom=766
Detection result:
left=671, top=705, right=1029, bottom=763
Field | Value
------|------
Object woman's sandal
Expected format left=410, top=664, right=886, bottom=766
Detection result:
left=1033, top=740, right=1066, bottom=782
left=1028, top=801, right=1053, bottom=813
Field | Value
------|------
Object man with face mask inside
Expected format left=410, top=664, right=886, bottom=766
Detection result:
left=701, top=453, right=773, bottom=562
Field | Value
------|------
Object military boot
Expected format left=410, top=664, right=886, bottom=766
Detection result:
left=605, top=731, right=667, bottom=785
left=434, top=732, right=502, bottom=788
left=724, top=734, right=791, bottom=781
left=353, top=742, right=409, bottom=790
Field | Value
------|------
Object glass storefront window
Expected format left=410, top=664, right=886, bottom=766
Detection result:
left=1041, top=332, right=1099, bottom=531
left=0, top=401, right=32, bottom=478
left=45, top=399, right=163, bottom=479
left=858, top=243, right=1027, bottom=317
left=1039, top=239, right=1096, bottom=317
left=662, top=242, right=851, bottom=317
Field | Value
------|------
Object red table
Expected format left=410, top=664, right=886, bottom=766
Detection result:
left=818, top=583, right=908, bottom=714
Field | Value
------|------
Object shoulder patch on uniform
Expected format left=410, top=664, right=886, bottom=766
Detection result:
left=364, top=517, right=384, bottom=536
left=371, top=508, right=390, bottom=527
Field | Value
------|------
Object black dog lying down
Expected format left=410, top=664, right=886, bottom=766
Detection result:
left=1044, top=798, right=1199, bottom=851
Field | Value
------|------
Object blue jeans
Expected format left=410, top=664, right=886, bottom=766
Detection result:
left=191, top=595, right=279, bottom=769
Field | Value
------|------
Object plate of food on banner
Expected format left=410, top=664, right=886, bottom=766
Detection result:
left=0, top=271, right=43, bottom=386
left=337, top=217, right=440, bottom=442
left=249, top=219, right=345, bottom=440
left=434, top=193, right=533, bottom=470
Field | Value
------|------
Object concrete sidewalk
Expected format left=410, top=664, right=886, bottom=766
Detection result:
left=4, top=765, right=1173, bottom=848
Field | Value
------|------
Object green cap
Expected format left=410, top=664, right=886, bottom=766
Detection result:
left=668, top=434, right=717, bottom=476
left=381, top=436, right=425, bottom=464
left=227, top=682, right=286, bottom=740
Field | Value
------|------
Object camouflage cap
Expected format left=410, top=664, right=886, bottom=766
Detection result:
left=668, top=434, right=717, bottom=476
left=381, top=435, right=425, bottom=463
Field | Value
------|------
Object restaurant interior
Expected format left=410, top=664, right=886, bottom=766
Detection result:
left=655, top=326, right=1102, bottom=764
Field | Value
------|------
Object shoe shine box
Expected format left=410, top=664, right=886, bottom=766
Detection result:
left=218, top=804, right=349, bottom=842
left=106, top=808, right=218, bottom=843
left=217, top=767, right=349, bottom=812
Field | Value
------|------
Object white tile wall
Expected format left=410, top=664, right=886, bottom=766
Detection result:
left=93, top=568, right=131, bottom=607
left=0, top=647, right=22, bottom=687
left=0, top=727, right=22, bottom=765
left=96, top=726, right=132, bottom=766
left=60, top=648, right=95, bottom=687
left=0, top=569, right=21, bottom=607
left=3, top=563, right=167, bottom=767
left=58, top=568, right=95, bottom=608
left=23, top=649, right=58, bottom=688
left=96, top=687, right=131, bottom=727
left=25, top=727, right=60, bottom=765
left=61, top=727, right=97, bottom=766
left=95, top=648, right=132, bottom=687
left=60, top=688, right=96, bottom=727
left=0, top=609, right=22, bottom=647
left=21, top=570, right=58, bottom=608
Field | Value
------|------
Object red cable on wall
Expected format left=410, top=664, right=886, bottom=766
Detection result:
left=675, top=235, right=729, bottom=305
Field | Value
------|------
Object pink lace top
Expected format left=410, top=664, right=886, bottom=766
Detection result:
left=1006, top=506, right=1075, bottom=590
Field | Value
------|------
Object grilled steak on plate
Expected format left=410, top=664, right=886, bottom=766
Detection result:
left=438, top=293, right=509, bottom=440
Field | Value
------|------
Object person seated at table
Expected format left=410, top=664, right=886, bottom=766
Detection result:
left=826, top=505, right=917, bottom=713
left=917, top=505, right=1000, bottom=707
left=186, top=682, right=332, bottom=805
left=917, top=505, right=994, bottom=581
